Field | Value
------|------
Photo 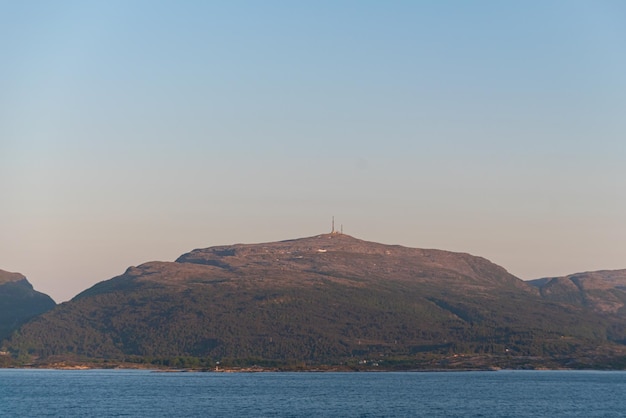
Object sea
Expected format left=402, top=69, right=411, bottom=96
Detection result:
left=1, top=369, right=625, bottom=417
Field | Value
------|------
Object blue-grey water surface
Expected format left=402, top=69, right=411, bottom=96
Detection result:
left=1, top=369, right=625, bottom=417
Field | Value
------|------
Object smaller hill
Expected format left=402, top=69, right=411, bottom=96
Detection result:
left=530, top=270, right=626, bottom=345
left=0, top=269, right=56, bottom=342
left=530, top=270, right=626, bottom=315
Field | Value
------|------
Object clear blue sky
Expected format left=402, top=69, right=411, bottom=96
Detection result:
left=2, top=1, right=625, bottom=302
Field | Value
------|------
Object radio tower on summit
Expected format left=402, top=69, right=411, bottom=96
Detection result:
left=331, top=216, right=342, bottom=235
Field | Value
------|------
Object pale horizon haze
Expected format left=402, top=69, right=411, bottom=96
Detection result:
left=2, top=1, right=625, bottom=302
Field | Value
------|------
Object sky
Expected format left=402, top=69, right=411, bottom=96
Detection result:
left=1, top=1, right=625, bottom=302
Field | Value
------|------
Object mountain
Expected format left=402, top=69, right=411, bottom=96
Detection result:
left=529, top=270, right=626, bottom=342
left=0, top=269, right=56, bottom=342
left=5, top=234, right=626, bottom=369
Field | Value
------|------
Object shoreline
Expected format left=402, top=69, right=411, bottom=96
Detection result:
left=0, top=364, right=588, bottom=373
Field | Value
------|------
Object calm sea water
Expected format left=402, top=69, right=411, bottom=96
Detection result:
left=1, top=369, right=625, bottom=417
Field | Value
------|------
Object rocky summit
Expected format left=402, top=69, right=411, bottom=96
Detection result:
left=4, top=234, right=626, bottom=370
